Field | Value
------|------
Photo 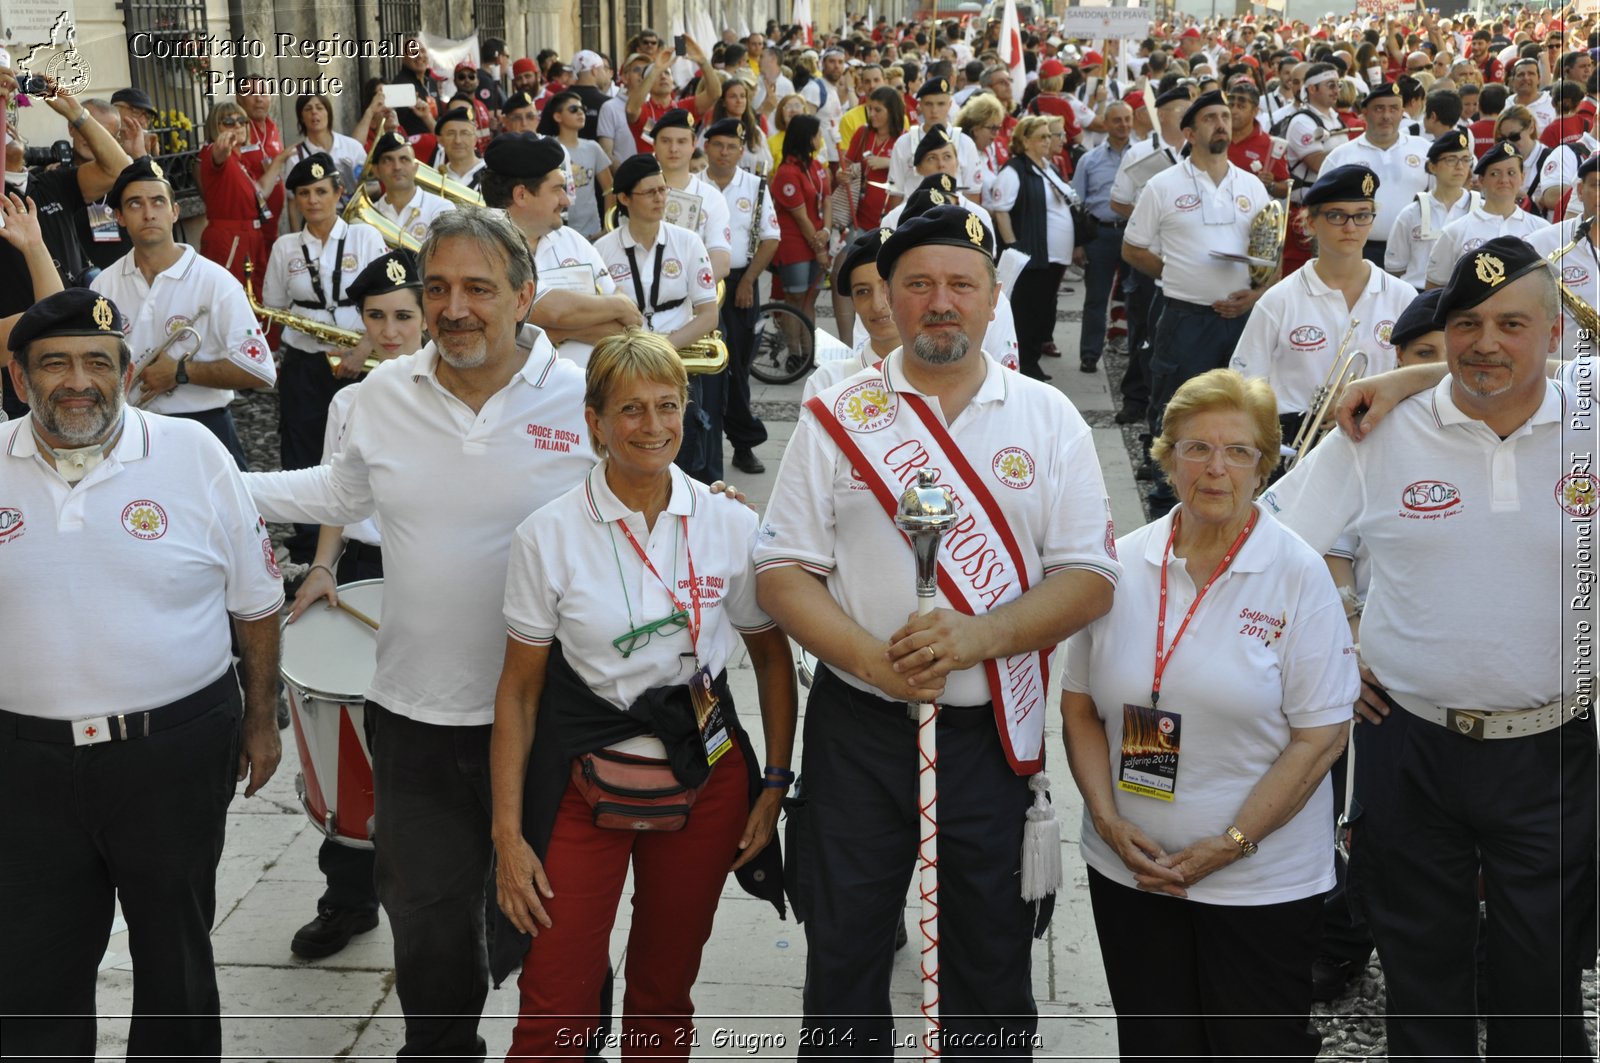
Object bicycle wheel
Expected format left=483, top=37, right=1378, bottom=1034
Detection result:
left=749, top=302, right=816, bottom=385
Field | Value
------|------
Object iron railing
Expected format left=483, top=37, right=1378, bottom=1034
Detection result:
left=119, top=0, right=209, bottom=202
left=473, top=0, right=506, bottom=42
left=376, top=0, right=422, bottom=49
left=580, top=0, right=603, bottom=53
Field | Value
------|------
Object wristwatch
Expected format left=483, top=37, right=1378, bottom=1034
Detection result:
left=174, top=355, right=190, bottom=386
left=1226, top=825, right=1259, bottom=857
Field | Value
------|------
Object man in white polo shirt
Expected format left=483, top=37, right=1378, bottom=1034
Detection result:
left=755, top=205, right=1120, bottom=1057
left=886, top=76, right=982, bottom=201
left=1525, top=156, right=1599, bottom=358
left=243, top=208, right=595, bottom=1060
left=1320, top=82, right=1432, bottom=267
left=0, top=289, right=283, bottom=1060
left=1282, top=63, right=1349, bottom=199
left=369, top=132, right=455, bottom=245
left=1265, top=236, right=1597, bottom=1062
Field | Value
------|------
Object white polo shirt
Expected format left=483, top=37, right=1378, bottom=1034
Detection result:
left=662, top=173, right=734, bottom=261
left=1265, top=378, right=1577, bottom=711
left=373, top=186, right=454, bottom=244
left=1521, top=92, right=1558, bottom=132
left=0, top=409, right=284, bottom=718
left=1384, top=189, right=1479, bottom=289
left=534, top=225, right=618, bottom=368
left=713, top=167, right=780, bottom=271
left=1109, top=132, right=1182, bottom=210
left=1126, top=159, right=1270, bottom=306
left=1320, top=132, right=1433, bottom=238
left=1229, top=260, right=1414, bottom=414
left=1284, top=106, right=1349, bottom=184
left=887, top=125, right=982, bottom=197
left=261, top=218, right=389, bottom=353
left=244, top=330, right=596, bottom=726
left=504, top=464, right=773, bottom=754
left=1424, top=206, right=1549, bottom=288
left=1533, top=141, right=1595, bottom=219
left=92, top=244, right=276, bottom=414
left=753, top=349, right=1122, bottom=706
left=1526, top=217, right=1599, bottom=356
left=320, top=384, right=380, bottom=548
left=593, top=221, right=718, bottom=337
left=1061, top=504, right=1357, bottom=906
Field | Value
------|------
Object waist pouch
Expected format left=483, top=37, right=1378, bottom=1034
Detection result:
left=572, top=747, right=705, bottom=831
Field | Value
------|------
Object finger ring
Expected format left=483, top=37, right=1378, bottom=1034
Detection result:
left=927, top=645, right=937, bottom=662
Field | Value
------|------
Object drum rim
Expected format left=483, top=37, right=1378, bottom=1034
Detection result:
left=278, top=578, right=384, bottom=701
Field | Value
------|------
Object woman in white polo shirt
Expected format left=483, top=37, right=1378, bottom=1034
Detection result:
left=489, top=329, right=796, bottom=1059
left=1424, top=139, right=1549, bottom=289
left=1060, top=368, right=1358, bottom=1060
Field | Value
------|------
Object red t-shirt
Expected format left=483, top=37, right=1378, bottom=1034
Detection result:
left=1229, top=129, right=1290, bottom=185
left=1542, top=115, right=1592, bottom=147
left=629, top=97, right=677, bottom=154
left=1469, top=118, right=1497, bottom=157
left=1479, top=56, right=1505, bottom=84
left=846, top=125, right=896, bottom=229
left=771, top=158, right=829, bottom=266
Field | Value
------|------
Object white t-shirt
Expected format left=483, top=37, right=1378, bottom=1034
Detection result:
left=534, top=225, right=618, bottom=367
left=753, top=350, right=1121, bottom=707
left=92, top=245, right=276, bottom=413
left=261, top=218, right=390, bottom=352
left=288, top=133, right=369, bottom=194
left=373, top=186, right=454, bottom=244
left=245, top=332, right=596, bottom=726
left=1062, top=504, right=1357, bottom=905
left=321, top=384, right=380, bottom=548
left=1424, top=206, right=1549, bottom=288
left=597, top=96, right=636, bottom=165
left=1283, top=106, right=1349, bottom=179
left=504, top=464, right=773, bottom=755
left=1126, top=159, right=1270, bottom=305
left=0, top=409, right=284, bottom=717
left=1320, top=132, right=1434, bottom=239
left=1384, top=189, right=1479, bottom=289
left=593, top=221, right=718, bottom=337
left=1228, top=260, right=1414, bottom=414
left=1532, top=141, right=1595, bottom=219
left=713, top=166, right=781, bottom=270
left=985, top=164, right=1075, bottom=266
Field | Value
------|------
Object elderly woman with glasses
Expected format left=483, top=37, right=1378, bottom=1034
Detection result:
left=491, top=328, right=796, bottom=1060
left=956, top=92, right=1010, bottom=203
left=197, top=100, right=292, bottom=287
left=1061, top=366, right=1357, bottom=1061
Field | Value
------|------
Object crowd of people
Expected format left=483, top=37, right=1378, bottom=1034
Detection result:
left=0, top=2, right=1597, bottom=1059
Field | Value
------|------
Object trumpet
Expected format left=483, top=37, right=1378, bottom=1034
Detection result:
left=1285, top=318, right=1365, bottom=471
left=1546, top=217, right=1599, bottom=337
left=243, top=261, right=380, bottom=373
left=128, top=306, right=208, bottom=407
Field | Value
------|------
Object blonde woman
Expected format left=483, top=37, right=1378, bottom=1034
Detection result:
left=197, top=100, right=290, bottom=287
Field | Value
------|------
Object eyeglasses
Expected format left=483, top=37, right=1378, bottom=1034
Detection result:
left=1317, top=209, right=1377, bottom=227
left=220, top=116, right=247, bottom=127
left=1175, top=439, right=1262, bottom=467
left=981, top=123, right=1002, bottom=132
left=612, top=609, right=689, bottom=657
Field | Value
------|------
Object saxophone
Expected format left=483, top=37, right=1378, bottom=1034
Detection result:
left=243, top=261, right=380, bottom=372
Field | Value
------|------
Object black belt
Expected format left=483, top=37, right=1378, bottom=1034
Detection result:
left=1096, top=217, right=1127, bottom=228
left=0, top=670, right=239, bottom=745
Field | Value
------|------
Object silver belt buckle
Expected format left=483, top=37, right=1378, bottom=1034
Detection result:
left=1444, top=707, right=1486, bottom=741
left=71, top=715, right=113, bottom=746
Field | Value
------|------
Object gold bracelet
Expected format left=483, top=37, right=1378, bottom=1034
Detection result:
left=1226, top=825, right=1258, bottom=857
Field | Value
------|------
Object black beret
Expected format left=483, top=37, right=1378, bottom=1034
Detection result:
left=613, top=153, right=663, bottom=196
left=1579, top=154, right=1600, bottom=181
left=502, top=90, right=537, bottom=114
left=435, top=106, right=477, bottom=131
left=1154, top=86, right=1193, bottom=109
left=901, top=172, right=963, bottom=220
left=286, top=151, right=342, bottom=191
left=110, top=86, right=156, bottom=116
left=1433, top=236, right=1549, bottom=325
left=1361, top=80, right=1402, bottom=107
left=1303, top=164, right=1379, bottom=206
left=108, top=156, right=171, bottom=210
left=483, top=132, right=567, bottom=180
left=917, top=76, right=952, bottom=99
left=1427, top=129, right=1471, bottom=162
left=370, top=132, right=411, bottom=163
left=877, top=204, right=996, bottom=279
left=1474, top=139, right=1523, bottom=177
left=703, top=117, right=745, bottom=142
left=8, top=289, right=128, bottom=354
left=346, top=249, right=421, bottom=305
left=650, top=108, right=694, bottom=137
left=1390, top=289, right=1444, bottom=348
left=1179, top=89, right=1226, bottom=129
left=912, top=125, right=955, bottom=166
left=838, top=228, right=888, bottom=290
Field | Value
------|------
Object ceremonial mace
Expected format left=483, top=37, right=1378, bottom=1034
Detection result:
left=895, top=469, right=958, bottom=1060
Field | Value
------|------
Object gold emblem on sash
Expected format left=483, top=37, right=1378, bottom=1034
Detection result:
left=1475, top=253, right=1507, bottom=287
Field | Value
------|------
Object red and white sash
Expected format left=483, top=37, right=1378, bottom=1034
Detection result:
left=806, top=367, right=1048, bottom=775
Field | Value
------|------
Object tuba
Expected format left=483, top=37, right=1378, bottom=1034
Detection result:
left=415, top=160, right=486, bottom=206
left=1245, top=200, right=1288, bottom=287
left=244, top=261, right=380, bottom=373
left=1547, top=218, right=1600, bottom=337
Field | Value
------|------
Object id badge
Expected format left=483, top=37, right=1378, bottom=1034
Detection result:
left=87, top=201, right=121, bottom=243
left=1116, top=703, right=1181, bottom=801
left=690, top=664, right=732, bottom=767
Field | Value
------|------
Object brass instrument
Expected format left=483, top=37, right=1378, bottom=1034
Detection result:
left=602, top=202, right=620, bottom=233
left=128, top=306, right=208, bottom=407
left=1285, top=318, right=1365, bottom=471
left=243, top=261, right=380, bottom=373
left=1546, top=217, right=1600, bottom=337
left=1245, top=200, right=1288, bottom=287
left=342, top=184, right=423, bottom=253
left=678, top=280, right=730, bottom=374
left=415, top=160, right=485, bottom=207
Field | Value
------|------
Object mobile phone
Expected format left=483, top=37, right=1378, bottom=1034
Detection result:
left=675, top=35, right=687, bottom=57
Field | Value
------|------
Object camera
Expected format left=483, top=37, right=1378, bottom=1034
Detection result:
left=23, top=140, right=74, bottom=168
left=17, top=74, right=53, bottom=98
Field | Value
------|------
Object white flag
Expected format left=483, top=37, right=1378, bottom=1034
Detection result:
left=997, top=0, right=1026, bottom=89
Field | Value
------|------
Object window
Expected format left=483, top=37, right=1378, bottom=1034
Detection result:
left=121, top=0, right=211, bottom=200
left=376, top=0, right=422, bottom=46
left=580, top=0, right=602, bottom=52
left=473, top=0, right=506, bottom=44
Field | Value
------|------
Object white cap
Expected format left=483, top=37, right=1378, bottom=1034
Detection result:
left=574, top=49, right=605, bottom=74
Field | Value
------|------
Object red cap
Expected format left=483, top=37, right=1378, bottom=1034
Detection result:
left=512, top=57, right=537, bottom=76
left=1180, top=26, right=1202, bottom=39
left=1082, top=49, right=1104, bottom=67
left=1123, top=90, right=1146, bottom=109
left=1239, top=54, right=1260, bottom=68
left=1313, top=28, right=1328, bottom=39
left=1039, top=58, right=1067, bottom=78
left=454, top=60, right=476, bottom=74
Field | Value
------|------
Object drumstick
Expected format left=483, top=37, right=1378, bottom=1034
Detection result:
left=337, top=599, right=381, bottom=631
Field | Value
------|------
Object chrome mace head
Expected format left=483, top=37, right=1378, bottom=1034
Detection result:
left=895, top=469, right=957, bottom=597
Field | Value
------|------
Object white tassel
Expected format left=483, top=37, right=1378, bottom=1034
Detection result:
left=1019, top=772, right=1061, bottom=902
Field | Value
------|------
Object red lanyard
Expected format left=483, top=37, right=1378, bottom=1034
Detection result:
left=1152, top=508, right=1258, bottom=707
left=616, top=516, right=701, bottom=653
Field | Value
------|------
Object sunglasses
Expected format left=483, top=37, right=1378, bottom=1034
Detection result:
left=563, top=105, right=586, bottom=114
left=220, top=116, right=247, bottom=127
left=640, top=37, right=660, bottom=45
left=455, top=71, right=477, bottom=79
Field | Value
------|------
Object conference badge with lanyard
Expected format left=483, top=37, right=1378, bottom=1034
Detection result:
left=614, top=517, right=732, bottom=767
left=1118, top=509, right=1258, bottom=802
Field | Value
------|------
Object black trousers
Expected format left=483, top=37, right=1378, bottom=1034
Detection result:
left=1317, top=742, right=1375, bottom=967
left=1087, top=868, right=1324, bottom=1061
left=278, top=345, right=353, bottom=562
left=1010, top=264, right=1066, bottom=381
left=0, top=681, right=244, bottom=1061
left=1351, top=700, right=1597, bottom=1062
left=171, top=406, right=250, bottom=471
left=721, top=266, right=768, bottom=453
left=673, top=375, right=722, bottom=484
left=790, top=665, right=1045, bottom=1059
left=1118, top=271, right=1157, bottom=410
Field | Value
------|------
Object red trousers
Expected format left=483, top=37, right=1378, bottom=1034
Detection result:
left=508, top=742, right=750, bottom=1061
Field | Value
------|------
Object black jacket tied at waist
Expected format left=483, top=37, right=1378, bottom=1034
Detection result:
left=1002, top=155, right=1051, bottom=271
left=489, top=640, right=786, bottom=986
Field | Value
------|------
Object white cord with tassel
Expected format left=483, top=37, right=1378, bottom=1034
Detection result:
left=1020, top=773, right=1061, bottom=902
